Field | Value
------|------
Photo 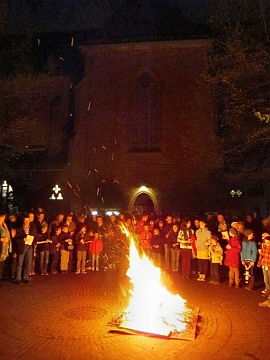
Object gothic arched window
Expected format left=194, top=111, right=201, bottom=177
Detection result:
left=130, top=72, right=160, bottom=152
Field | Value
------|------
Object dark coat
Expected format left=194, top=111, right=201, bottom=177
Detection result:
left=150, top=234, right=164, bottom=254
left=15, top=224, right=39, bottom=255
left=75, top=231, right=88, bottom=251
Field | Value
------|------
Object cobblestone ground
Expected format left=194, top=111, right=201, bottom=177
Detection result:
left=0, top=269, right=270, bottom=360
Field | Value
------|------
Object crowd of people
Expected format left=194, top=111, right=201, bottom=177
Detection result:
left=1, top=207, right=270, bottom=308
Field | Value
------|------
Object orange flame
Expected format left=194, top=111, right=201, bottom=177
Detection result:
left=121, top=231, right=187, bottom=336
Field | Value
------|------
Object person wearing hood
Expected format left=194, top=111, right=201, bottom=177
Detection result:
left=240, top=229, right=258, bottom=290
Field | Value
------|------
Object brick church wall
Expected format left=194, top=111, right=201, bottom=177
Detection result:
left=68, top=40, right=223, bottom=214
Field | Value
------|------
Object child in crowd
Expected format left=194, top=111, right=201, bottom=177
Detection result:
left=208, top=234, right=223, bottom=285
left=150, top=227, right=164, bottom=268
left=240, top=229, right=258, bottom=290
left=258, top=235, right=270, bottom=306
left=89, top=231, right=103, bottom=271
left=224, top=228, right=241, bottom=288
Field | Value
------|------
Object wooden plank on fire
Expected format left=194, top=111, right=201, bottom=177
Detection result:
left=107, top=306, right=200, bottom=341
left=169, top=306, right=199, bottom=341
left=119, top=320, right=171, bottom=337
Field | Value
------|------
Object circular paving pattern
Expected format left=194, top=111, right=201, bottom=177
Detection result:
left=64, top=306, right=107, bottom=320
left=0, top=272, right=270, bottom=360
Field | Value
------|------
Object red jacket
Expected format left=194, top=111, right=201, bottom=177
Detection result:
left=89, top=238, right=103, bottom=254
left=224, top=236, right=241, bottom=268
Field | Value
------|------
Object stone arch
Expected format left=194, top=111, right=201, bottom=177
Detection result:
left=128, top=188, right=159, bottom=214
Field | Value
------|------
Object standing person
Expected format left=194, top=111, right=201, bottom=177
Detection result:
left=178, top=219, right=195, bottom=279
left=85, top=228, right=94, bottom=270
left=195, top=219, right=211, bottom=281
left=0, top=212, right=11, bottom=282
left=217, top=213, right=229, bottom=249
left=28, top=211, right=38, bottom=276
left=208, top=234, right=223, bottom=285
left=257, top=235, right=270, bottom=304
left=193, top=218, right=200, bottom=232
left=49, top=226, right=61, bottom=274
left=36, top=224, right=51, bottom=275
left=150, top=228, right=164, bottom=268
left=168, top=224, right=180, bottom=272
left=6, top=213, right=19, bottom=279
left=240, top=229, right=258, bottom=290
left=161, top=215, right=173, bottom=271
left=59, top=225, right=73, bottom=274
left=36, top=212, right=48, bottom=235
left=224, top=228, right=241, bottom=288
left=137, top=213, right=149, bottom=234
left=15, top=214, right=38, bottom=285
left=89, top=231, right=104, bottom=271
left=139, top=223, right=152, bottom=257
left=75, top=225, right=88, bottom=274
left=96, top=215, right=108, bottom=270
left=48, top=213, right=65, bottom=235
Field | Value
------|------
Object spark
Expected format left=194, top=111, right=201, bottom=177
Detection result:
left=73, top=190, right=80, bottom=198
left=70, top=82, right=73, bottom=89
left=102, top=145, right=107, bottom=150
left=101, top=197, right=104, bottom=203
left=67, top=181, right=73, bottom=189
left=94, top=168, right=99, bottom=172
left=93, top=147, right=97, bottom=153
left=112, top=152, right=114, bottom=160
left=102, top=179, right=106, bottom=182
left=59, top=57, right=64, bottom=61
left=70, top=113, right=73, bottom=117
left=114, top=139, right=117, bottom=145
left=71, top=37, right=74, bottom=47
left=76, top=184, right=81, bottom=192
left=88, top=170, right=91, bottom=176
left=113, top=179, right=119, bottom=184
left=38, top=39, right=40, bottom=46
left=88, top=102, right=91, bottom=111
left=96, top=187, right=100, bottom=196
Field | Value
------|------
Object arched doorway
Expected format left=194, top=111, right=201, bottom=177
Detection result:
left=129, top=188, right=158, bottom=215
left=133, top=193, right=154, bottom=214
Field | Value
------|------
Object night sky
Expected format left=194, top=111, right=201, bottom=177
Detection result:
left=2, top=0, right=207, bottom=34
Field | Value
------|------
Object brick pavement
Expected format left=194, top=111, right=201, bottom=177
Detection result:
left=0, top=270, right=270, bottom=360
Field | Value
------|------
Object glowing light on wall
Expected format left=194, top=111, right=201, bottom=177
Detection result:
left=140, top=186, right=147, bottom=191
left=50, top=184, right=64, bottom=200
